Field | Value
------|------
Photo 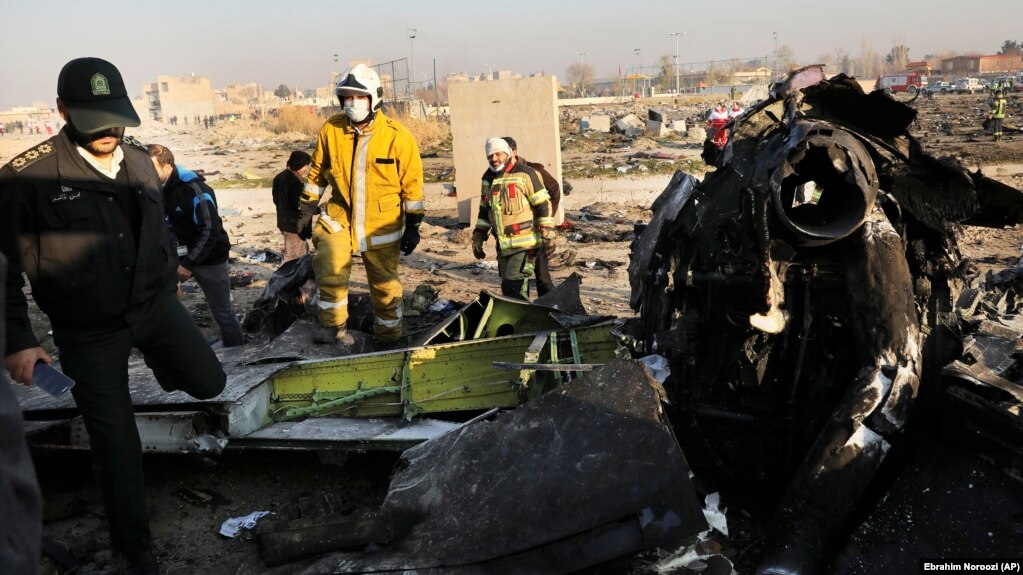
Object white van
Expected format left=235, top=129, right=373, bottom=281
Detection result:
left=955, top=78, right=982, bottom=94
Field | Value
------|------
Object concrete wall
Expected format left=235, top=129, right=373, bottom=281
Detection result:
left=559, top=96, right=622, bottom=107
left=449, top=76, right=562, bottom=224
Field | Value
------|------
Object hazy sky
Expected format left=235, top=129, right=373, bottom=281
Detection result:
left=1, top=0, right=1018, bottom=110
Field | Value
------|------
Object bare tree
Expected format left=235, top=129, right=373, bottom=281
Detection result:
left=566, top=62, right=595, bottom=96
left=858, top=38, right=882, bottom=78
left=827, top=48, right=852, bottom=75
left=776, top=45, right=795, bottom=74
left=815, top=52, right=835, bottom=71
left=705, top=62, right=723, bottom=86
left=655, top=54, right=675, bottom=92
left=885, top=44, right=911, bottom=73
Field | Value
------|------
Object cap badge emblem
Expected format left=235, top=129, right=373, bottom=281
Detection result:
left=91, top=73, right=110, bottom=96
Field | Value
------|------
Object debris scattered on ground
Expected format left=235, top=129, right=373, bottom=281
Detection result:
left=219, top=511, right=275, bottom=539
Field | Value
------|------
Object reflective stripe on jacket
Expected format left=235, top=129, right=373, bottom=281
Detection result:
left=303, top=111, right=424, bottom=253
left=476, top=161, right=554, bottom=254
left=991, top=98, right=1007, bottom=119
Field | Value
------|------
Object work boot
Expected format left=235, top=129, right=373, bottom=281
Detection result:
left=313, top=323, right=356, bottom=345
left=119, top=550, right=160, bottom=575
left=373, top=336, right=408, bottom=352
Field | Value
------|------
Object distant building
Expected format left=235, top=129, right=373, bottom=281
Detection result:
left=940, top=54, right=1023, bottom=77
left=0, top=102, right=58, bottom=127
left=729, top=67, right=773, bottom=85
left=446, top=70, right=523, bottom=83
left=905, top=60, right=932, bottom=74
left=223, top=83, right=261, bottom=105
left=143, top=75, right=215, bottom=122
left=446, top=72, right=469, bottom=84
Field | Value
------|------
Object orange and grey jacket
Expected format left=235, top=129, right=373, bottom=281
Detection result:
left=302, top=110, right=424, bottom=253
left=476, top=161, right=554, bottom=254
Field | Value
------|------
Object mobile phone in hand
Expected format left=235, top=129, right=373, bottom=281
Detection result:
left=33, top=362, right=75, bottom=398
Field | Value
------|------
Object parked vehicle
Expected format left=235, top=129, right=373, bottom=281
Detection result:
left=991, top=75, right=1018, bottom=92
left=955, top=78, right=983, bottom=94
left=876, top=72, right=927, bottom=95
left=925, top=81, right=953, bottom=94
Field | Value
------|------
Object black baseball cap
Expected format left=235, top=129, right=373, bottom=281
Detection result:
left=57, top=57, right=140, bottom=133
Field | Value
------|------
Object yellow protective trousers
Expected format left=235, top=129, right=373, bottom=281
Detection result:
left=312, top=225, right=404, bottom=341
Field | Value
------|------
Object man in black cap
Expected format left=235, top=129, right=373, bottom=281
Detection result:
left=272, top=150, right=313, bottom=263
left=0, top=57, right=226, bottom=574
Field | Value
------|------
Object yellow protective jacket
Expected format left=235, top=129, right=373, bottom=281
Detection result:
left=991, top=97, right=1007, bottom=119
left=476, top=161, right=554, bottom=254
left=303, top=111, right=424, bottom=253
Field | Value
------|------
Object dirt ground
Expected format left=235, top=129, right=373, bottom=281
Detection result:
left=2, top=90, right=1022, bottom=574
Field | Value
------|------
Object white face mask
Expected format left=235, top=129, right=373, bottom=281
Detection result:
left=489, top=162, right=506, bottom=173
left=344, top=99, right=371, bottom=122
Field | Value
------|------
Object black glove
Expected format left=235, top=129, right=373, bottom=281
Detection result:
left=471, top=228, right=488, bottom=260
left=401, top=212, right=424, bottom=255
left=298, top=220, right=313, bottom=240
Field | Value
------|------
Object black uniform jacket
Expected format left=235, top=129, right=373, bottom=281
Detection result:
left=163, top=166, right=230, bottom=269
left=519, top=156, right=562, bottom=214
left=271, top=168, right=303, bottom=233
left=1, top=129, right=177, bottom=355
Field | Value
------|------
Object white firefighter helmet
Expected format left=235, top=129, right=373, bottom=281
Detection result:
left=335, top=64, right=384, bottom=111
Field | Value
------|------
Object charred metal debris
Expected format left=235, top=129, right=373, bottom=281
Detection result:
left=627, top=66, right=1023, bottom=573
left=18, top=68, right=1023, bottom=574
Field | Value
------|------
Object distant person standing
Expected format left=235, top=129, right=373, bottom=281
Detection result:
left=472, top=137, right=555, bottom=300
left=728, top=101, right=744, bottom=120
left=149, top=144, right=244, bottom=346
left=990, top=89, right=1007, bottom=142
left=501, top=136, right=560, bottom=296
left=707, top=103, right=730, bottom=149
left=272, top=150, right=312, bottom=263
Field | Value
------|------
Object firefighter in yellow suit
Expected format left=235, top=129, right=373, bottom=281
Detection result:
left=297, top=64, right=425, bottom=345
left=472, top=137, right=556, bottom=300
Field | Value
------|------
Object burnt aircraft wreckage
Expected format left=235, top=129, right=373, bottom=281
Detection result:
left=16, top=67, right=1023, bottom=573
left=629, top=66, right=1023, bottom=573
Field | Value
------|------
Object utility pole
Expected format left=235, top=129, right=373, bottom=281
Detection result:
left=634, top=48, right=641, bottom=95
left=773, top=31, right=778, bottom=78
left=408, top=28, right=417, bottom=97
left=575, top=51, right=589, bottom=96
left=669, top=32, right=685, bottom=95
left=330, top=53, right=339, bottom=107
left=433, top=58, right=439, bottom=113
